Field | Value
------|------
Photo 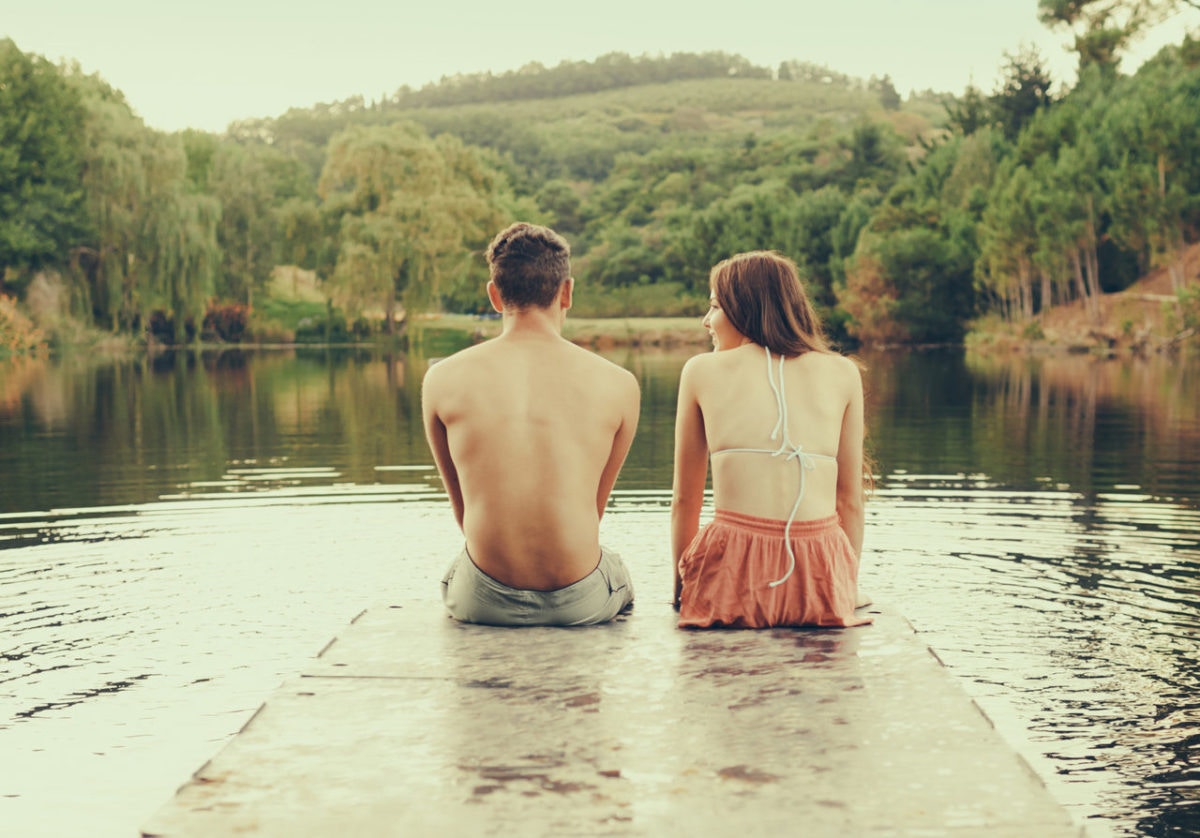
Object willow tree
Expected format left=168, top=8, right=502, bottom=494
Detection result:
left=275, top=197, right=324, bottom=270
left=69, top=75, right=151, bottom=329
left=67, top=70, right=218, bottom=333
left=142, top=186, right=221, bottom=327
left=203, top=141, right=315, bottom=305
left=318, top=124, right=512, bottom=329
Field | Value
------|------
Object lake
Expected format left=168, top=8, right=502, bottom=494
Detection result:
left=1, top=340, right=1197, bottom=836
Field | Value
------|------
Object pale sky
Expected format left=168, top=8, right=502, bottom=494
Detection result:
left=5, top=0, right=1198, bottom=134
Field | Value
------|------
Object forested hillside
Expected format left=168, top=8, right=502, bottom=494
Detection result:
left=2, top=1, right=1198, bottom=352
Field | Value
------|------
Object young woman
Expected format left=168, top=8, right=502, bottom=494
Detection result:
left=671, top=251, right=871, bottom=628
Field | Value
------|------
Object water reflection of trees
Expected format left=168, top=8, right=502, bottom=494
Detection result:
left=861, top=349, right=1200, bottom=507
left=968, top=353, right=1198, bottom=505
left=0, top=355, right=51, bottom=419
left=2, top=348, right=1197, bottom=514
left=606, top=348, right=697, bottom=491
left=0, top=350, right=434, bottom=514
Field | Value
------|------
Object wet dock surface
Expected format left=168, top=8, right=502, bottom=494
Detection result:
left=142, top=601, right=1081, bottom=836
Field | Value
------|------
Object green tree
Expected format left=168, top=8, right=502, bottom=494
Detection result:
left=275, top=198, right=324, bottom=270
left=791, top=186, right=852, bottom=307
left=977, top=160, right=1036, bottom=321
left=1052, top=139, right=1106, bottom=316
left=871, top=74, right=902, bottom=110
left=829, top=190, right=878, bottom=289
left=180, top=130, right=218, bottom=192
left=940, top=129, right=1007, bottom=212
left=318, top=124, right=513, bottom=327
left=208, top=144, right=277, bottom=304
left=990, top=47, right=1055, bottom=141
left=0, top=40, right=88, bottom=282
left=945, top=85, right=992, bottom=136
left=204, top=142, right=312, bottom=305
left=1038, top=0, right=1196, bottom=74
left=535, top=179, right=585, bottom=234
left=1103, top=59, right=1200, bottom=292
left=838, top=121, right=903, bottom=190
left=66, top=70, right=218, bottom=333
left=143, top=185, right=221, bottom=330
left=851, top=225, right=975, bottom=342
left=838, top=134, right=981, bottom=342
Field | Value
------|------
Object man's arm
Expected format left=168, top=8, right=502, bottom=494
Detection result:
left=671, top=359, right=708, bottom=606
left=834, top=359, right=866, bottom=562
left=595, top=370, right=641, bottom=519
left=421, top=366, right=465, bottom=530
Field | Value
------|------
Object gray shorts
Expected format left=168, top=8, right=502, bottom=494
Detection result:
left=441, top=546, right=634, bottom=627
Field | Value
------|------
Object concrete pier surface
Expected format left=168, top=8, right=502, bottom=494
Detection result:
left=142, top=601, right=1081, bottom=837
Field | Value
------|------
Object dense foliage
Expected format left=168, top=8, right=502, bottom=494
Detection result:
left=0, top=41, right=87, bottom=276
left=1, top=12, right=1197, bottom=347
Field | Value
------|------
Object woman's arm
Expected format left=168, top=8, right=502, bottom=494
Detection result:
left=671, top=359, right=709, bottom=605
left=834, top=359, right=866, bottom=562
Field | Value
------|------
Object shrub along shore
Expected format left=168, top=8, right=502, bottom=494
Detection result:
left=5, top=301, right=1197, bottom=360
left=412, top=314, right=711, bottom=351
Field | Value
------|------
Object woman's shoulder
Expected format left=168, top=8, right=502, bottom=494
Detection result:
left=680, top=350, right=717, bottom=376
left=802, top=349, right=861, bottom=373
left=677, top=352, right=708, bottom=388
left=682, top=345, right=762, bottom=376
left=793, top=351, right=863, bottom=396
left=680, top=349, right=747, bottom=397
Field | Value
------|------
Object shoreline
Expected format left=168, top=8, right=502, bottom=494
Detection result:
left=4, top=301, right=1197, bottom=360
left=967, top=246, right=1199, bottom=358
left=966, top=290, right=1199, bottom=358
left=411, top=314, right=714, bottom=350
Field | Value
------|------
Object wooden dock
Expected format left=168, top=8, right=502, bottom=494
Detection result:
left=142, top=601, right=1081, bottom=836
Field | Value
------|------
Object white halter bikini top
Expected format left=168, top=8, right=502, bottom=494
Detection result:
left=710, top=346, right=836, bottom=588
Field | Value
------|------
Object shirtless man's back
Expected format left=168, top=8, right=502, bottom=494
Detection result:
left=422, top=222, right=640, bottom=626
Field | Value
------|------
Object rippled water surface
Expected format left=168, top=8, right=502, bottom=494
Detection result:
left=1, top=346, right=1198, bottom=836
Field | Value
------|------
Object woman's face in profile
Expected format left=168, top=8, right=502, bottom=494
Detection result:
left=702, top=294, right=746, bottom=351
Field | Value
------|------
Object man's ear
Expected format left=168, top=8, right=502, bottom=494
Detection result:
left=560, top=277, right=574, bottom=311
left=486, top=280, right=505, bottom=313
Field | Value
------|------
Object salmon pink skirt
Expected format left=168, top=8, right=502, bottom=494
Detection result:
left=678, top=510, right=872, bottom=629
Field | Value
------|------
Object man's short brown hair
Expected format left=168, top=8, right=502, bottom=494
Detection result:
left=485, top=222, right=571, bottom=309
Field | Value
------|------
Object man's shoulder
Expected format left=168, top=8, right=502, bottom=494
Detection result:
left=428, top=340, right=498, bottom=369
left=422, top=342, right=491, bottom=390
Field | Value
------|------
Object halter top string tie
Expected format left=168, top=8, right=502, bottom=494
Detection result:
left=711, top=347, right=837, bottom=589
left=765, top=349, right=811, bottom=588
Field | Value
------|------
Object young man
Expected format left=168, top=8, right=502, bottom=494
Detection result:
left=422, top=222, right=640, bottom=626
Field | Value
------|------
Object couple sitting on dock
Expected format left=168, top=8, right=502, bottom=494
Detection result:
left=422, top=222, right=870, bottom=630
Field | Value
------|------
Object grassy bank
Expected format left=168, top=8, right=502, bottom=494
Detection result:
left=966, top=246, right=1200, bottom=357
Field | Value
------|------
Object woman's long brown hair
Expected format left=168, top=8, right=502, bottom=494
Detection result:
left=710, top=250, right=876, bottom=494
left=709, top=251, right=829, bottom=357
